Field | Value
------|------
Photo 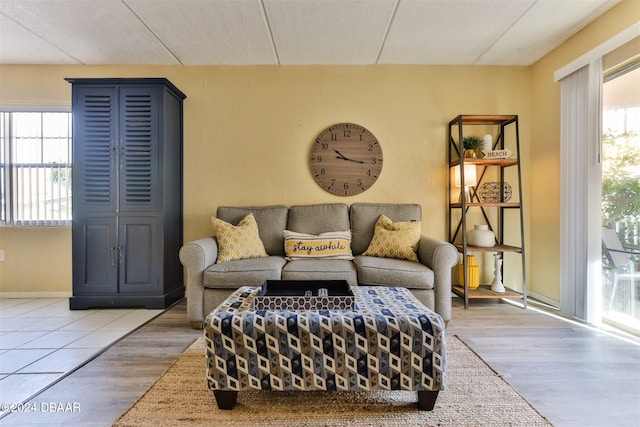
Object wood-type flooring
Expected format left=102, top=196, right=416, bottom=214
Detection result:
left=1, top=297, right=638, bottom=427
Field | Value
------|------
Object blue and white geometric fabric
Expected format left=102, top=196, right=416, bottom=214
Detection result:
left=205, top=286, right=446, bottom=393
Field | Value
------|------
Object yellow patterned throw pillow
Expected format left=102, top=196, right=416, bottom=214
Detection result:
left=362, top=214, right=421, bottom=262
left=210, top=213, right=268, bottom=263
left=284, top=230, right=354, bottom=261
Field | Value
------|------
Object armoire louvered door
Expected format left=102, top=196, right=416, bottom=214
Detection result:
left=69, top=78, right=185, bottom=309
left=73, top=87, right=118, bottom=213
left=119, top=88, right=160, bottom=212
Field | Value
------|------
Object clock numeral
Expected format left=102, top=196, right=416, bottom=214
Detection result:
left=344, top=130, right=351, bottom=137
left=316, top=155, right=322, bottom=162
left=357, top=179, right=363, bottom=187
left=368, top=143, right=377, bottom=151
left=343, top=182, right=349, bottom=190
left=371, top=157, right=377, bottom=164
left=331, top=133, right=337, bottom=141
left=320, top=143, right=328, bottom=150
left=320, top=168, right=326, bottom=175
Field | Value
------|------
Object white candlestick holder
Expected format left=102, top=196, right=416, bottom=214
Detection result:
left=491, top=254, right=505, bottom=293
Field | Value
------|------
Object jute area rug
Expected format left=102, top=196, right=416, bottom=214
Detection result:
left=113, top=336, right=553, bottom=427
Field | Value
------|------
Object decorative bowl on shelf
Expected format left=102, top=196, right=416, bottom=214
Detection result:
left=467, top=224, right=495, bottom=247
left=478, top=181, right=512, bottom=203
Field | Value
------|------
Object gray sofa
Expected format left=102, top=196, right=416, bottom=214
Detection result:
left=179, top=203, right=458, bottom=328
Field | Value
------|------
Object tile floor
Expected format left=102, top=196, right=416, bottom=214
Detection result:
left=0, top=298, right=162, bottom=416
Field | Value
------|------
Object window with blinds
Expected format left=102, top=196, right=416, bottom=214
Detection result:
left=0, top=112, right=72, bottom=226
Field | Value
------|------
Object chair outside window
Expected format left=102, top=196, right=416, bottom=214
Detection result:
left=601, top=226, right=640, bottom=315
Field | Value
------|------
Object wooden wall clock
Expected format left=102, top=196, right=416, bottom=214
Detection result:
left=310, top=123, right=383, bottom=196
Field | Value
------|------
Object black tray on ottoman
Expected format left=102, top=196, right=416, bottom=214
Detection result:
left=253, top=280, right=355, bottom=311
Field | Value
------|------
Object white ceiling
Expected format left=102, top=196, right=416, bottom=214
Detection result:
left=0, top=0, right=621, bottom=66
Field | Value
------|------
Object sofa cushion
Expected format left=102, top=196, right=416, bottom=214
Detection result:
left=287, top=203, right=350, bottom=234
left=350, top=203, right=422, bottom=255
left=362, top=214, right=421, bottom=262
left=282, top=260, right=357, bottom=286
left=283, top=230, right=354, bottom=260
left=204, top=256, right=286, bottom=289
left=353, top=255, right=434, bottom=290
left=217, top=205, right=288, bottom=256
left=211, top=213, right=268, bottom=263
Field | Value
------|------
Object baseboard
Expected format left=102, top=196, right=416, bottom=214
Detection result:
left=527, top=291, right=559, bottom=308
left=0, top=291, right=72, bottom=298
left=69, top=287, right=184, bottom=309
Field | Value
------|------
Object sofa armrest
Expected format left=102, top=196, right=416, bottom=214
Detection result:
left=179, top=237, right=218, bottom=328
left=417, top=236, right=458, bottom=323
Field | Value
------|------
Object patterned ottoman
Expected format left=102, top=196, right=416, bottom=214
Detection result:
left=204, top=285, right=446, bottom=410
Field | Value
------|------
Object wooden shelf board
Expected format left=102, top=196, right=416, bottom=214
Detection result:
left=452, top=285, right=523, bottom=299
left=450, top=202, right=520, bottom=208
left=449, top=115, right=518, bottom=126
left=450, top=158, right=518, bottom=167
left=455, top=244, right=522, bottom=253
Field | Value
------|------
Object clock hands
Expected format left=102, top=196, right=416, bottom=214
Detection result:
left=333, top=149, right=365, bottom=164
left=333, top=149, right=349, bottom=160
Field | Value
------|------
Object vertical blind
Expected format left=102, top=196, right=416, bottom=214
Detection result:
left=0, top=112, right=72, bottom=226
left=556, top=23, right=639, bottom=324
left=559, top=59, right=603, bottom=323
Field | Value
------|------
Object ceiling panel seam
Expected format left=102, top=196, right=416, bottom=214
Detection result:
left=473, top=0, right=537, bottom=65
left=375, top=0, right=401, bottom=65
left=260, top=0, right=281, bottom=65
left=0, top=11, right=83, bottom=64
left=121, top=0, right=182, bottom=65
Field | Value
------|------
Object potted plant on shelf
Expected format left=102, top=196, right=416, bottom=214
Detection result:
left=462, top=136, right=482, bottom=158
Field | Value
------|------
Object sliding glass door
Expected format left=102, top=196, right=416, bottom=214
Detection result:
left=601, top=64, right=640, bottom=334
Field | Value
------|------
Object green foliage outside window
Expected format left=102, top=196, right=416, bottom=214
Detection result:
left=602, top=129, right=640, bottom=247
left=52, top=167, right=71, bottom=184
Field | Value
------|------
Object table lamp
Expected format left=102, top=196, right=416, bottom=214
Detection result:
left=453, top=164, right=477, bottom=203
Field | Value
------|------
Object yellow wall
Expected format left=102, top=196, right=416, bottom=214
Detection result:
left=529, top=0, right=640, bottom=302
left=0, top=65, right=531, bottom=294
left=0, top=0, right=636, bottom=300
left=0, top=227, right=71, bottom=294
